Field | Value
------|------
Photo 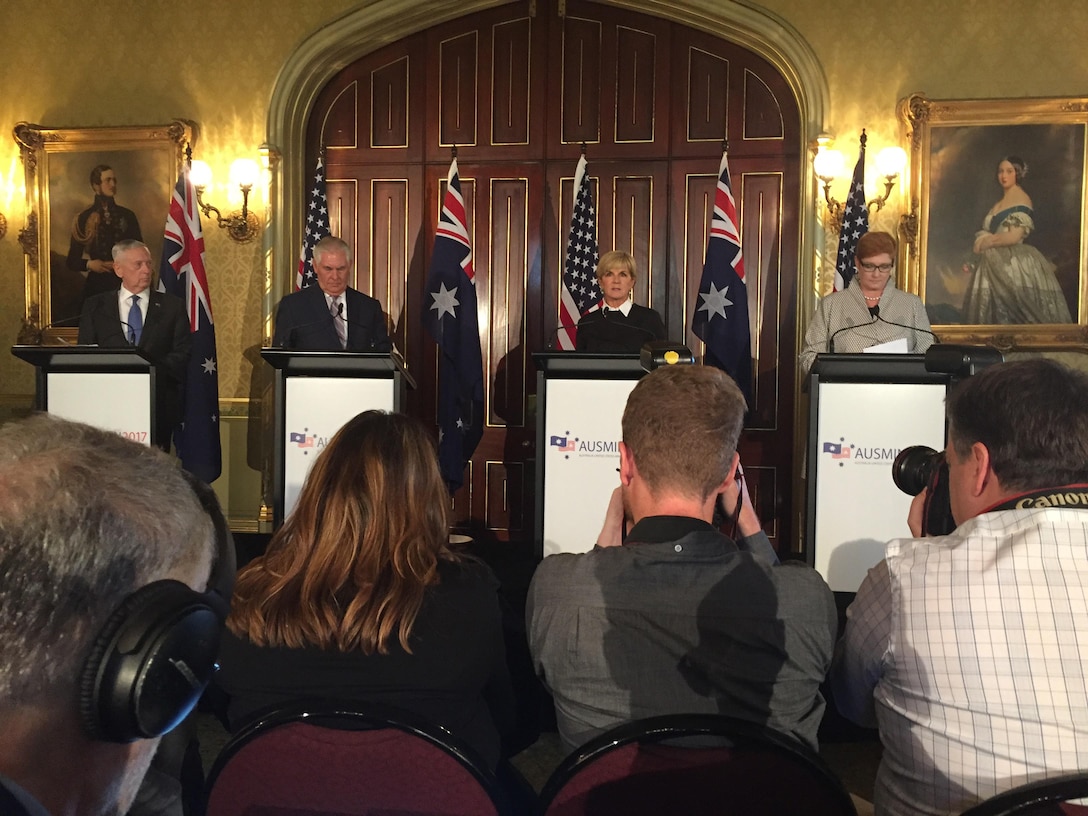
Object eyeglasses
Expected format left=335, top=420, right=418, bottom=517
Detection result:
left=859, top=261, right=894, bottom=273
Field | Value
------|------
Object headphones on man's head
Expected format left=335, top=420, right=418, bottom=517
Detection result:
left=77, top=472, right=235, bottom=743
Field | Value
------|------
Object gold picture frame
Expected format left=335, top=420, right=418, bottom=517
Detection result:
left=898, top=93, right=1088, bottom=351
left=14, top=120, right=194, bottom=343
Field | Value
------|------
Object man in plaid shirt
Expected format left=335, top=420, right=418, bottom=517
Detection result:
left=832, top=359, right=1088, bottom=815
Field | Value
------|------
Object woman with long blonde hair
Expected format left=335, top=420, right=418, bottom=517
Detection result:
left=216, top=411, right=514, bottom=767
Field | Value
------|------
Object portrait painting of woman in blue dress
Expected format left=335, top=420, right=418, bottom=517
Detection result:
left=962, top=155, right=1073, bottom=324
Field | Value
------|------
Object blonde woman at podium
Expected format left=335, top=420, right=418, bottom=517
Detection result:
left=575, top=251, right=666, bottom=353
left=800, top=231, right=934, bottom=375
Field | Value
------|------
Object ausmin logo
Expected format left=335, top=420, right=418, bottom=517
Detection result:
left=550, top=433, right=577, bottom=459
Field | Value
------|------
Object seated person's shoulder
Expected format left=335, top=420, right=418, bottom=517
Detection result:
left=439, top=556, right=500, bottom=590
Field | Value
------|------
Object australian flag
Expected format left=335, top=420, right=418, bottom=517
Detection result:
left=692, top=151, right=752, bottom=404
left=160, top=166, right=221, bottom=483
left=296, top=154, right=331, bottom=290
left=423, top=158, right=484, bottom=493
left=835, top=133, right=869, bottom=291
left=557, top=153, right=602, bottom=350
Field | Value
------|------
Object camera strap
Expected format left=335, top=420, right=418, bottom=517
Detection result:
left=990, top=485, right=1088, bottom=512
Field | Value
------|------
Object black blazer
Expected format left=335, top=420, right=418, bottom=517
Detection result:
left=77, top=289, right=192, bottom=448
left=272, top=285, right=392, bottom=352
left=575, top=303, right=666, bottom=353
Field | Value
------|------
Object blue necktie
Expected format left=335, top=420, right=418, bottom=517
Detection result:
left=127, top=294, right=143, bottom=344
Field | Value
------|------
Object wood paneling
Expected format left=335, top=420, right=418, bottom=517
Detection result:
left=614, top=27, right=656, bottom=143
left=438, top=32, right=479, bottom=147
left=371, top=59, right=410, bottom=148
left=491, top=19, right=533, bottom=145
left=306, top=0, right=802, bottom=547
left=559, top=17, right=602, bottom=146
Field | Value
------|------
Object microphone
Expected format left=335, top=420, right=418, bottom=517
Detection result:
left=25, top=319, right=79, bottom=346
left=546, top=324, right=576, bottom=350
left=873, top=309, right=940, bottom=346
left=827, top=317, right=877, bottom=354
left=336, top=304, right=393, bottom=353
left=280, top=311, right=340, bottom=349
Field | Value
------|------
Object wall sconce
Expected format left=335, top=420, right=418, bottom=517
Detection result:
left=189, top=159, right=261, bottom=243
left=813, top=133, right=907, bottom=233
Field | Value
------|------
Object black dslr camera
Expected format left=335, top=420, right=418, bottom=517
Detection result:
left=888, top=344, right=1004, bottom=537
left=891, top=445, right=955, bottom=536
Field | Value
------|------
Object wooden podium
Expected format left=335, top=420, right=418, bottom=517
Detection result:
left=262, top=349, right=416, bottom=526
left=533, top=353, right=649, bottom=557
left=805, top=353, right=950, bottom=592
left=12, top=345, right=157, bottom=446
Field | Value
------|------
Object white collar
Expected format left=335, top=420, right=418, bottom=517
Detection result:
left=602, top=299, right=633, bottom=317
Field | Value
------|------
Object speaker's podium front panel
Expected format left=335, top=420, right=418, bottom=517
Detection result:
left=11, top=346, right=155, bottom=446
left=263, top=350, right=412, bottom=526
left=806, top=354, right=948, bottom=593
left=535, top=353, right=647, bottom=558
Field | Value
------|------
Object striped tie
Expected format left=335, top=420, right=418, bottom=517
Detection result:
left=331, top=296, right=346, bottom=349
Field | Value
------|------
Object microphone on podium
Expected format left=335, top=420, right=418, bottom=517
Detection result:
left=827, top=317, right=876, bottom=354
left=872, top=307, right=940, bottom=346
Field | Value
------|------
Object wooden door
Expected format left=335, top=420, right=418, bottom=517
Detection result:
left=306, top=0, right=801, bottom=550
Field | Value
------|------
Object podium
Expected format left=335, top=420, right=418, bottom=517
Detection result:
left=262, top=349, right=416, bottom=526
left=12, top=345, right=157, bottom=446
left=534, top=353, right=649, bottom=557
left=805, top=354, right=950, bottom=592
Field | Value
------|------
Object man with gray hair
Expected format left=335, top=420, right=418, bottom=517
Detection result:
left=0, top=415, right=219, bottom=816
left=273, top=235, right=392, bottom=352
left=527, top=364, right=837, bottom=752
left=77, top=239, right=191, bottom=450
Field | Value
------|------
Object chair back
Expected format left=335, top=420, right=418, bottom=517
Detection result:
left=959, top=773, right=1088, bottom=816
left=204, top=700, right=507, bottom=816
left=538, top=714, right=857, bottom=816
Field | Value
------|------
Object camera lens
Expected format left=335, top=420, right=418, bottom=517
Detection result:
left=892, top=445, right=943, bottom=496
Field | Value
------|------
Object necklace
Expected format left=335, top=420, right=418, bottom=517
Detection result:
left=863, top=295, right=880, bottom=302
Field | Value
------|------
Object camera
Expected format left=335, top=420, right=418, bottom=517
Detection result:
left=892, top=445, right=944, bottom=496
left=891, top=445, right=956, bottom=536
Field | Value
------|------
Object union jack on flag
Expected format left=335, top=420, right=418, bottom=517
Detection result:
left=692, top=150, right=752, bottom=404
left=296, top=154, right=331, bottom=290
left=159, top=165, right=221, bottom=483
left=557, top=153, right=602, bottom=350
left=422, top=158, right=484, bottom=493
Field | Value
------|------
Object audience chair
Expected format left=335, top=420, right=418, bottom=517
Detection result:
left=538, top=713, right=858, bottom=816
left=204, top=700, right=510, bottom=816
left=960, top=773, right=1088, bottom=816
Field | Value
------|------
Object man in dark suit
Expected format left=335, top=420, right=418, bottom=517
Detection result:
left=78, top=239, right=191, bottom=451
left=272, top=235, right=392, bottom=352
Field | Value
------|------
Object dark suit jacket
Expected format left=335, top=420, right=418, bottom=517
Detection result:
left=575, top=303, right=666, bottom=353
left=272, top=285, right=392, bottom=352
left=78, top=289, right=192, bottom=449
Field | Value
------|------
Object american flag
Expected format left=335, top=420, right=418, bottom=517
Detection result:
left=422, top=158, right=484, bottom=493
left=296, top=155, right=331, bottom=290
left=557, top=153, right=601, bottom=350
left=692, top=151, right=752, bottom=404
left=834, top=134, right=868, bottom=291
left=159, top=166, right=221, bottom=483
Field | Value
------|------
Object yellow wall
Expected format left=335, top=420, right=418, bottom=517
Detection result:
left=1, top=0, right=1083, bottom=518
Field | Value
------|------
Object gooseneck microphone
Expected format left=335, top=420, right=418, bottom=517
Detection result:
left=827, top=316, right=877, bottom=354
left=872, top=307, right=940, bottom=346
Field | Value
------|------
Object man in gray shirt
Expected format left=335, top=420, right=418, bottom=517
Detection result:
left=527, top=364, right=837, bottom=751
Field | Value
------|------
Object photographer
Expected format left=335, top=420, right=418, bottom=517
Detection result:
left=830, top=358, right=1088, bottom=816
